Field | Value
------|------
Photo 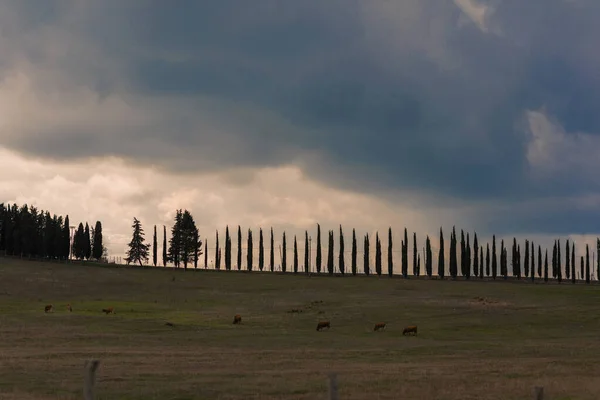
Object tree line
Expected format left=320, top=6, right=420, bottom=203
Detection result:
left=0, top=203, right=106, bottom=261
left=125, top=217, right=599, bottom=284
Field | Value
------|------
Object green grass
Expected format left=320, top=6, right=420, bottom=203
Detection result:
left=1, top=258, right=600, bottom=399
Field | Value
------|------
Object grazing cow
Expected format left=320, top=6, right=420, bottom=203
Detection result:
left=67, top=304, right=72, bottom=312
left=44, top=304, right=53, bottom=313
left=233, top=314, right=242, bottom=324
left=102, top=307, right=114, bottom=314
left=316, top=320, right=331, bottom=331
left=373, top=322, right=386, bottom=331
left=402, top=325, right=418, bottom=336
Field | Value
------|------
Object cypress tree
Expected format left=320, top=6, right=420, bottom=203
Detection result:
left=339, top=225, right=345, bottom=275
left=316, top=224, right=322, bottom=273
left=351, top=229, right=357, bottom=276
left=375, top=232, right=382, bottom=276
left=544, top=249, right=549, bottom=282
left=586, top=244, right=590, bottom=283
left=530, top=241, right=535, bottom=282
left=500, top=240, right=506, bottom=279
left=450, top=227, right=458, bottom=279
left=247, top=228, right=253, bottom=271
left=552, top=241, right=557, bottom=279
left=327, top=230, right=333, bottom=274
left=204, top=237, right=208, bottom=269
left=460, top=229, right=465, bottom=276
left=84, top=223, right=91, bottom=260
left=413, top=232, right=417, bottom=276
left=259, top=228, right=265, bottom=271
left=524, top=239, right=529, bottom=279
left=597, top=239, right=600, bottom=281
left=491, top=235, right=497, bottom=279
left=557, top=239, right=562, bottom=283
left=403, top=228, right=409, bottom=278
left=437, top=228, right=445, bottom=279
left=425, top=235, right=432, bottom=278
left=93, top=221, right=103, bottom=261
left=581, top=256, right=585, bottom=282
left=364, top=234, right=370, bottom=276
left=215, top=230, right=220, bottom=270
left=270, top=227, right=274, bottom=272
left=465, top=233, right=471, bottom=280
left=570, top=241, right=575, bottom=283
left=480, top=245, right=484, bottom=278
left=538, top=245, right=542, bottom=277
left=565, top=240, right=570, bottom=280
left=486, top=243, right=490, bottom=277
left=163, top=225, right=168, bottom=267
left=237, top=226, right=242, bottom=270
left=473, top=233, right=479, bottom=278
left=293, top=235, right=298, bottom=274
left=511, top=238, right=517, bottom=277
left=417, top=254, right=421, bottom=277
left=225, top=226, right=231, bottom=270
left=282, top=232, right=287, bottom=273
left=152, top=225, right=158, bottom=266
left=304, top=230, right=309, bottom=274
left=387, top=227, right=393, bottom=277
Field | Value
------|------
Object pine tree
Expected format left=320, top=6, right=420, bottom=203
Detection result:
left=438, top=228, right=445, bottom=279
left=473, top=233, right=479, bottom=278
left=177, top=210, right=201, bottom=269
left=413, top=232, right=418, bottom=276
left=586, top=244, right=590, bottom=283
left=339, top=225, right=345, bottom=275
left=303, top=230, right=308, bottom=274
left=259, top=228, right=265, bottom=271
left=247, top=229, right=253, bottom=271
left=282, top=232, right=287, bottom=273
left=316, top=224, right=322, bottom=273
left=375, top=232, right=382, bottom=276
left=163, top=225, right=168, bottom=267
left=193, top=229, right=201, bottom=269
left=327, top=230, right=334, bottom=274
left=225, top=226, right=231, bottom=270
left=492, top=235, right=497, bottom=279
left=237, top=226, right=242, bottom=271
left=387, top=227, right=393, bottom=277
left=351, top=229, right=357, bottom=276
left=270, top=227, right=275, bottom=272
left=152, top=225, right=158, bottom=267
left=293, top=235, right=298, bottom=273
left=125, top=217, right=149, bottom=267
left=544, top=249, right=549, bottom=282
left=168, top=210, right=182, bottom=268
left=92, top=221, right=103, bottom=261
left=364, top=234, right=370, bottom=276
left=524, top=239, right=529, bottom=278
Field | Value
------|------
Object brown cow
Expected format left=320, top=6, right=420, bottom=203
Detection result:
left=102, top=307, right=114, bottom=314
left=402, top=325, right=418, bottom=336
left=316, top=320, right=331, bottom=331
left=44, top=304, right=53, bottom=313
left=233, top=314, right=242, bottom=324
left=67, top=304, right=72, bottom=312
left=373, top=322, right=386, bottom=331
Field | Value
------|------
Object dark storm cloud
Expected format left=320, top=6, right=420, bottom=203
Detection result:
left=2, top=0, right=600, bottom=234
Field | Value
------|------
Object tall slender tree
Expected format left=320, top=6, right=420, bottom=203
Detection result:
left=316, top=224, right=322, bottom=273
left=538, top=245, right=542, bottom=278
left=465, top=233, right=471, bottom=279
left=152, top=225, right=158, bottom=267
left=425, top=235, right=432, bottom=278
left=557, top=239, right=562, bottom=283
left=225, top=226, right=232, bottom=270
left=438, top=228, right=445, bottom=279
left=581, top=256, right=585, bottom=283
left=473, top=233, right=479, bottom=278
left=530, top=241, right=534, bottom=281
left=460, top=229, right=466, bottom=276
left=492, top=235, right=497, bottom=280
left=339, top=225, right=345, bottom=275
left=351, top=229, right=357, bottom=276
left=450, top=227, right=458, bottom=279
left=512, top=238, right=518, bottom=278
left=193, top=229, right=201, bottom=269
left=363, top=234, right=370, bottom=276
left=500, top=240, right=506, bottom=279
left=215, top=230, right=220, bottom=270
left=303, top=230, right=309, bottom=274
left=293, top=235, right=298, bottom=273
left=270, top=227, right=274, bottom=272
left=524, top=239, right=529, bottom=278
left=413, top=232, right=418, bottom=276
left=375, top=232, right=382, bottom=276
left=204, top=237, right=208, bottom=269
left=327, top=230, right=334, bottom=274
left=552, top=241, right=557, bottom=279
left=387, top=227, right=393, bottom=277
left=282, top=232, right=287, bottom=273
left=586, top=244, right=590, bottom=283
left=544, top=249, right=549, bottom=282
left=163, top=225, right=168, bottom=267
left=566, top=240, right=570, bottom=280
left=93, top=221, right=103, bottom=261
left=84, top=223, right=91, bottom=260
left=247, top=229, right=253, bottom=271
left=402, top=228, right=409, bottom=278
left=259, top=228, right=265, bottom=271
left=479, top=245, right=484, bottom=278
left=237, top=226, right=242, bottom=270
left=486, top=243, right=490, bottom=277
left=125, top=217, right=149, bottom=267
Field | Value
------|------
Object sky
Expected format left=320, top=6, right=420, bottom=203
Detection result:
left=1, top=0, right=599, bottom=271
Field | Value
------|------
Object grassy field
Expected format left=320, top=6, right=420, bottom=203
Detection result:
left=1, top=258, right=600, bottom=399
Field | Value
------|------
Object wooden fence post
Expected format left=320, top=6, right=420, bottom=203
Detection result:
left=328, top=372, right=338, bottom=400
left=84, top=359, right=100, bottom=400
left=534, top=386, right=544, bottom=400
